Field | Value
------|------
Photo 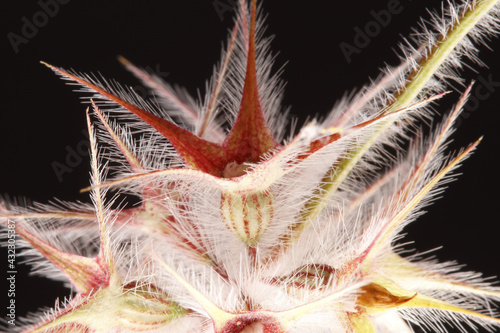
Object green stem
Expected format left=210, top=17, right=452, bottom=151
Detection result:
left=290, top=0, right=498, bottom=242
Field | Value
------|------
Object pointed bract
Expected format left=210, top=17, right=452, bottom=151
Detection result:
left=223, top=0, right=280, bottom=164
left=12, top=224, right=108, bottom=294
left=43, top=63, right=229, bottom=176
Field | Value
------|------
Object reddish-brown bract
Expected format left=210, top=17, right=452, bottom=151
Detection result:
left=219, top=312, right=285, bottom=333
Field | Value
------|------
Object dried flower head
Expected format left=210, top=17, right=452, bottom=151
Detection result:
left=2, top=0, right=500, bottom=332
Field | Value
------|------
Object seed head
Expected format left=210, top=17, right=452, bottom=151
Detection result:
left=2, top=1, right=500, bottom=332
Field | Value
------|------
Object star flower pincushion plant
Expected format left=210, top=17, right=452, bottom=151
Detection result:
left=2, top=0, right=500, bottom=332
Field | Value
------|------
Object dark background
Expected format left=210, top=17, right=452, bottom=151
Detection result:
left=2, top=0, right=500, bottom=331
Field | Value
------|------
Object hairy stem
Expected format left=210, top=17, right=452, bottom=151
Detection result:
left=291, top=0, right=497, bottom=243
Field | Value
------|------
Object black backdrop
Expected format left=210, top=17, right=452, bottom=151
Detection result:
left=2, top=1, right=500, bottom=331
